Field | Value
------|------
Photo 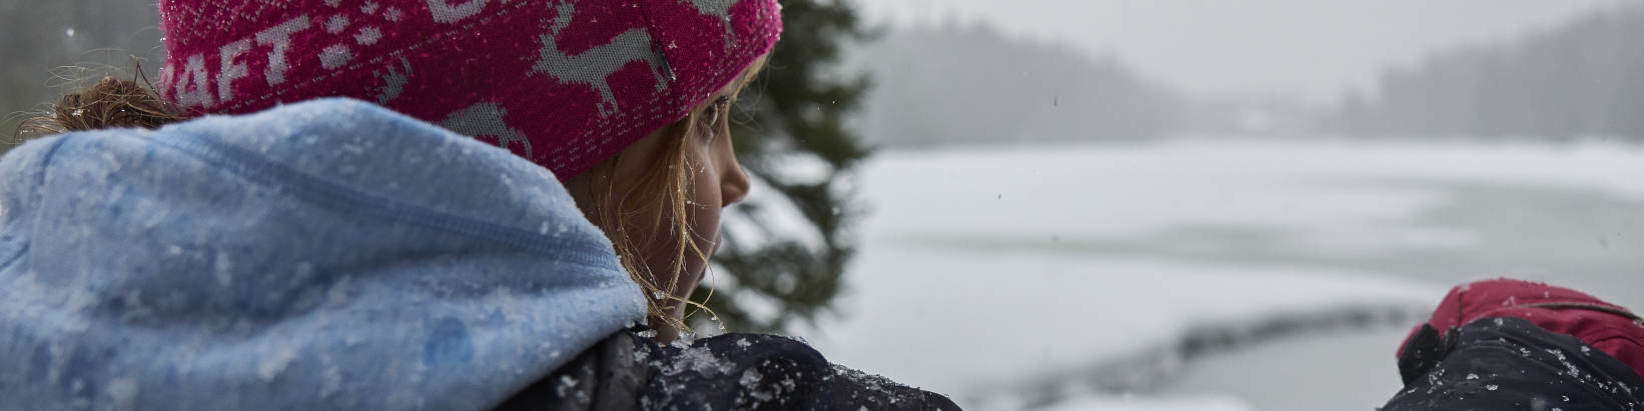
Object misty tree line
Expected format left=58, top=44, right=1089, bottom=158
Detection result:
left=10, top=2, right=1643, bottom=145
left=1332, top=7, right=1644, bottom=140
left=849, top=6, right=1644, bottom=146
left=848, top=24, right=1185, bottom=147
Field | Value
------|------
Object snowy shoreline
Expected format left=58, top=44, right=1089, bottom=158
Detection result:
left=774, top=139, right=1643, bottom=410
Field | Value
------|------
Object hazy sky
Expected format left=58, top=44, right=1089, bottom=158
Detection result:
left=861, top=0, right=1633, bottom=101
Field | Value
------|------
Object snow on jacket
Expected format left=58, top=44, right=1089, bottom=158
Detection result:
left=496, top=329, right=961, bottom=410
left=0, top=98, right=648, bottom=410
left=1385, top=278, right=1644, bottom=410
left=1383, top=316, right=1644, bottom=410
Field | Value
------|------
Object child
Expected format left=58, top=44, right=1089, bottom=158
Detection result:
left=0, top=0, right=957, bottom=409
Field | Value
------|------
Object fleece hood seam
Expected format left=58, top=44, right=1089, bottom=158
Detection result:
left=140, top=132, right=616, bottom=270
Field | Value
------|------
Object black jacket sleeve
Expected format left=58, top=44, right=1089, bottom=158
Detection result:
left=1381, top=316, right=1644, bottom=410
left=495, top=330, right=960, bottom=410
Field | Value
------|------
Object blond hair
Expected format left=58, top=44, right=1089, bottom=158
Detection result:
left=13, top=69, right=182, bottom=141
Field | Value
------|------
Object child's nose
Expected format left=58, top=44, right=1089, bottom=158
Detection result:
left=721, top=161, right=751, bottom=207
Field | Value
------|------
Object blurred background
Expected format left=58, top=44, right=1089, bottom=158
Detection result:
left=4, top=1, right=1643, bottom=410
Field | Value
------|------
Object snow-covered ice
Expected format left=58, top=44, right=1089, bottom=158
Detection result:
left=1034, top=394, right=1251, bottom=411
left=775, top=139, right=1644, bottom=410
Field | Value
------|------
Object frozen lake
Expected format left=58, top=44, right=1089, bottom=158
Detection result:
left=787, top=139, right=1644, bottom=410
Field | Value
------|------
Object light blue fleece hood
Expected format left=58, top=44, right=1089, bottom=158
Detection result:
left=0, top=98, right=646, bottom=410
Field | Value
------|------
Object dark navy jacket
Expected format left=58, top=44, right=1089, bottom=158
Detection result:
left=1383, top=316, right=1644, bottom=410
left=497, top=329, right=960, bottom=410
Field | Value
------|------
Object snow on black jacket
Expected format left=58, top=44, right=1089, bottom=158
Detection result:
left=495, top=329, right=961, bottom=410
left=1382, top=316, right=1644, bottom=410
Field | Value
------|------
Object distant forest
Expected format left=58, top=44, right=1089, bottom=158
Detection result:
left=855, top=7, right=1644, bottom=146
left=1331, top=6, right=1644, bottom=140
left=846, top=25, right=1186, bottom=147
left=7, top=3, right=1640, bottom=144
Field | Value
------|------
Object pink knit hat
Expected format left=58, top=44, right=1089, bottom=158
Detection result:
left=155, top=0, right=781, bottom=179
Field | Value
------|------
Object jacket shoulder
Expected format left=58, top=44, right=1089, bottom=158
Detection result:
left=497, top=331, right=961, bottom=410
left=1384, top=316, right=1644, bottom=410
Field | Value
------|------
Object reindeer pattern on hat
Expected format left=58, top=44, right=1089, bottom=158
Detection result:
left=156, top=0, right=778, bottom=178
left=531, top=1, right=674, bottom=118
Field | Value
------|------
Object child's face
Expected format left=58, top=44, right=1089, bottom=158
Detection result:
left=647, top=77, right=752, bottom=312
left=565, top=68, right=754, bottom=333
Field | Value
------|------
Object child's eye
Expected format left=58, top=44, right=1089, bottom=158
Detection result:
left=703, top=96, right=731, bottom=127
